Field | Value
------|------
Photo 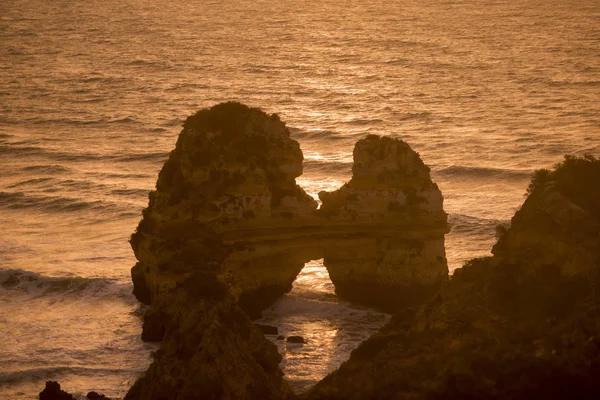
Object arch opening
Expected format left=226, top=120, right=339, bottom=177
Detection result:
left=255, top=259, right=390, bottom=394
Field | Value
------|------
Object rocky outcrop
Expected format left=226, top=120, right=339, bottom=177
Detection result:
left=319, top=135, right=448, bottom=309
left=308, top=155, right=600, bottom=400
left=127, top=103, right=310, bottom=400
left=39, top=382, right=74, bottom=400
left=492, top=156, right=600, bottom=277
left=127, top=102, right=448, bottom=399
left=126, top=297, right=291, bottom=400
left=130, top=102, right=317, bottom=321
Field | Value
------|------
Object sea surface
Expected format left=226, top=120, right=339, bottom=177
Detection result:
left=1, top=0, right=599, bottom=398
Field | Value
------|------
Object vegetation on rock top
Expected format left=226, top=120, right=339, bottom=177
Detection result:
left=308, top=154, right=600, bottom=400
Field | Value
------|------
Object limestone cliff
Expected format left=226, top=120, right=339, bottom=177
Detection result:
left=126, top=102, right=449, bottom=399
left=130, top=102, right=317, bottom=325
left=492, top=155, right=600, bottom=277
left=319, top=135, right=448, bottom=309
left=308, top=155, right=600, bottom=400
left=127, top=103, right=308, bottom=399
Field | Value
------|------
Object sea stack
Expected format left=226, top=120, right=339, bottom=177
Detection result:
left=319, top=135, right=448, bottom=309
left=127, top=102, right=449, bottom=399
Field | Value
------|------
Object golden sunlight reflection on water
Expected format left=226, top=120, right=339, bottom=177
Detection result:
left=256, top=260, right=390, bottom=393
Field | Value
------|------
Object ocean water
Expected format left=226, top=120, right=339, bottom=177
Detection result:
left=1, top=0, right=599, bottom=397
left=256, top=260, right=390, bottom=393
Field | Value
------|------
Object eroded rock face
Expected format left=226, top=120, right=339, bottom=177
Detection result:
left=319, top=135, right=448, bottom=309
left=493, top=178, right=599, bottom=277
left=130, top=102, right=317, bottom=316
left=320, top=135, right=445, bottom=225
left=308, top=155, right=600, bottom=400
left=126, top=297, right=291, bottom=400
left=127, top=102, right=449, bottom=399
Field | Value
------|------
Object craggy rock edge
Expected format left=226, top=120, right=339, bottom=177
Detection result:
left=307, top=154, right=600, bottom=400
left=125, top=102, right=449, bottom=400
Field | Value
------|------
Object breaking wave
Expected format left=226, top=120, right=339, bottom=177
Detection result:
left=1, top=144, right=169, bottom=163
left=0, top=192, right=122, bottom=213
left=0, top=269, right=133, bottom=300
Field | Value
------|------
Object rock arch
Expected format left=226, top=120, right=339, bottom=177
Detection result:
left=126, top=102, right=448, bottom=400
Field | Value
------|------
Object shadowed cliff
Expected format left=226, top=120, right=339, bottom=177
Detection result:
left=307, top=154, right=600, bottom=400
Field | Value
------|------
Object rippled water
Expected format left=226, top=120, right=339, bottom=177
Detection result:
left=257, top=260, right=390, bottom=393
left=1, top=0, right=599, bottom=397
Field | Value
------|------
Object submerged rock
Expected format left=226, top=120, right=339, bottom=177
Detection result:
left=308, top=155, right=600, bottom=399
left=127, top=102, right=449, bottom=399
left=286, top=336, right=305, bottom=344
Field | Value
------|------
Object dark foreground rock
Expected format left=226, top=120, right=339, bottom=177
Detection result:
left=307, top=155, right=600, bottom=400
left=39, top=381, right=74, bottom=400
left=38, top=381, right=113, bottom=400
left=256, top=324, right=279, bottom=335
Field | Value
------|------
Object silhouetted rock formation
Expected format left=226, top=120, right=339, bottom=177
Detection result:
left=319, top=135, right=448, bottom=309
left=127, top=102, right=448, bottom=399
left=308, top=155, right=600, bottom=400
left=38, top=382, right=113, bottom=400
left=286, top=336, right=305, bottom=344
left=492, top=155, right=600, bottom=276
left=39, top=381, right=74, bottom=400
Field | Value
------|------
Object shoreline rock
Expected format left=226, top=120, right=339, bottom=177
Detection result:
left=307, top=155, right=600, bottom=399
left=38, top=382, right=113, bottom=400
left=39, top=382, right=74, bottom=400
left=319, top=135, right=448, bottom=311
left=37, top=106, right=600, bottom=399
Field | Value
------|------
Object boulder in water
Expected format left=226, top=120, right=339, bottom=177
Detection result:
left=39, top=381, right=74, bottom=400
left=286, top=335, right=305, bottom=344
